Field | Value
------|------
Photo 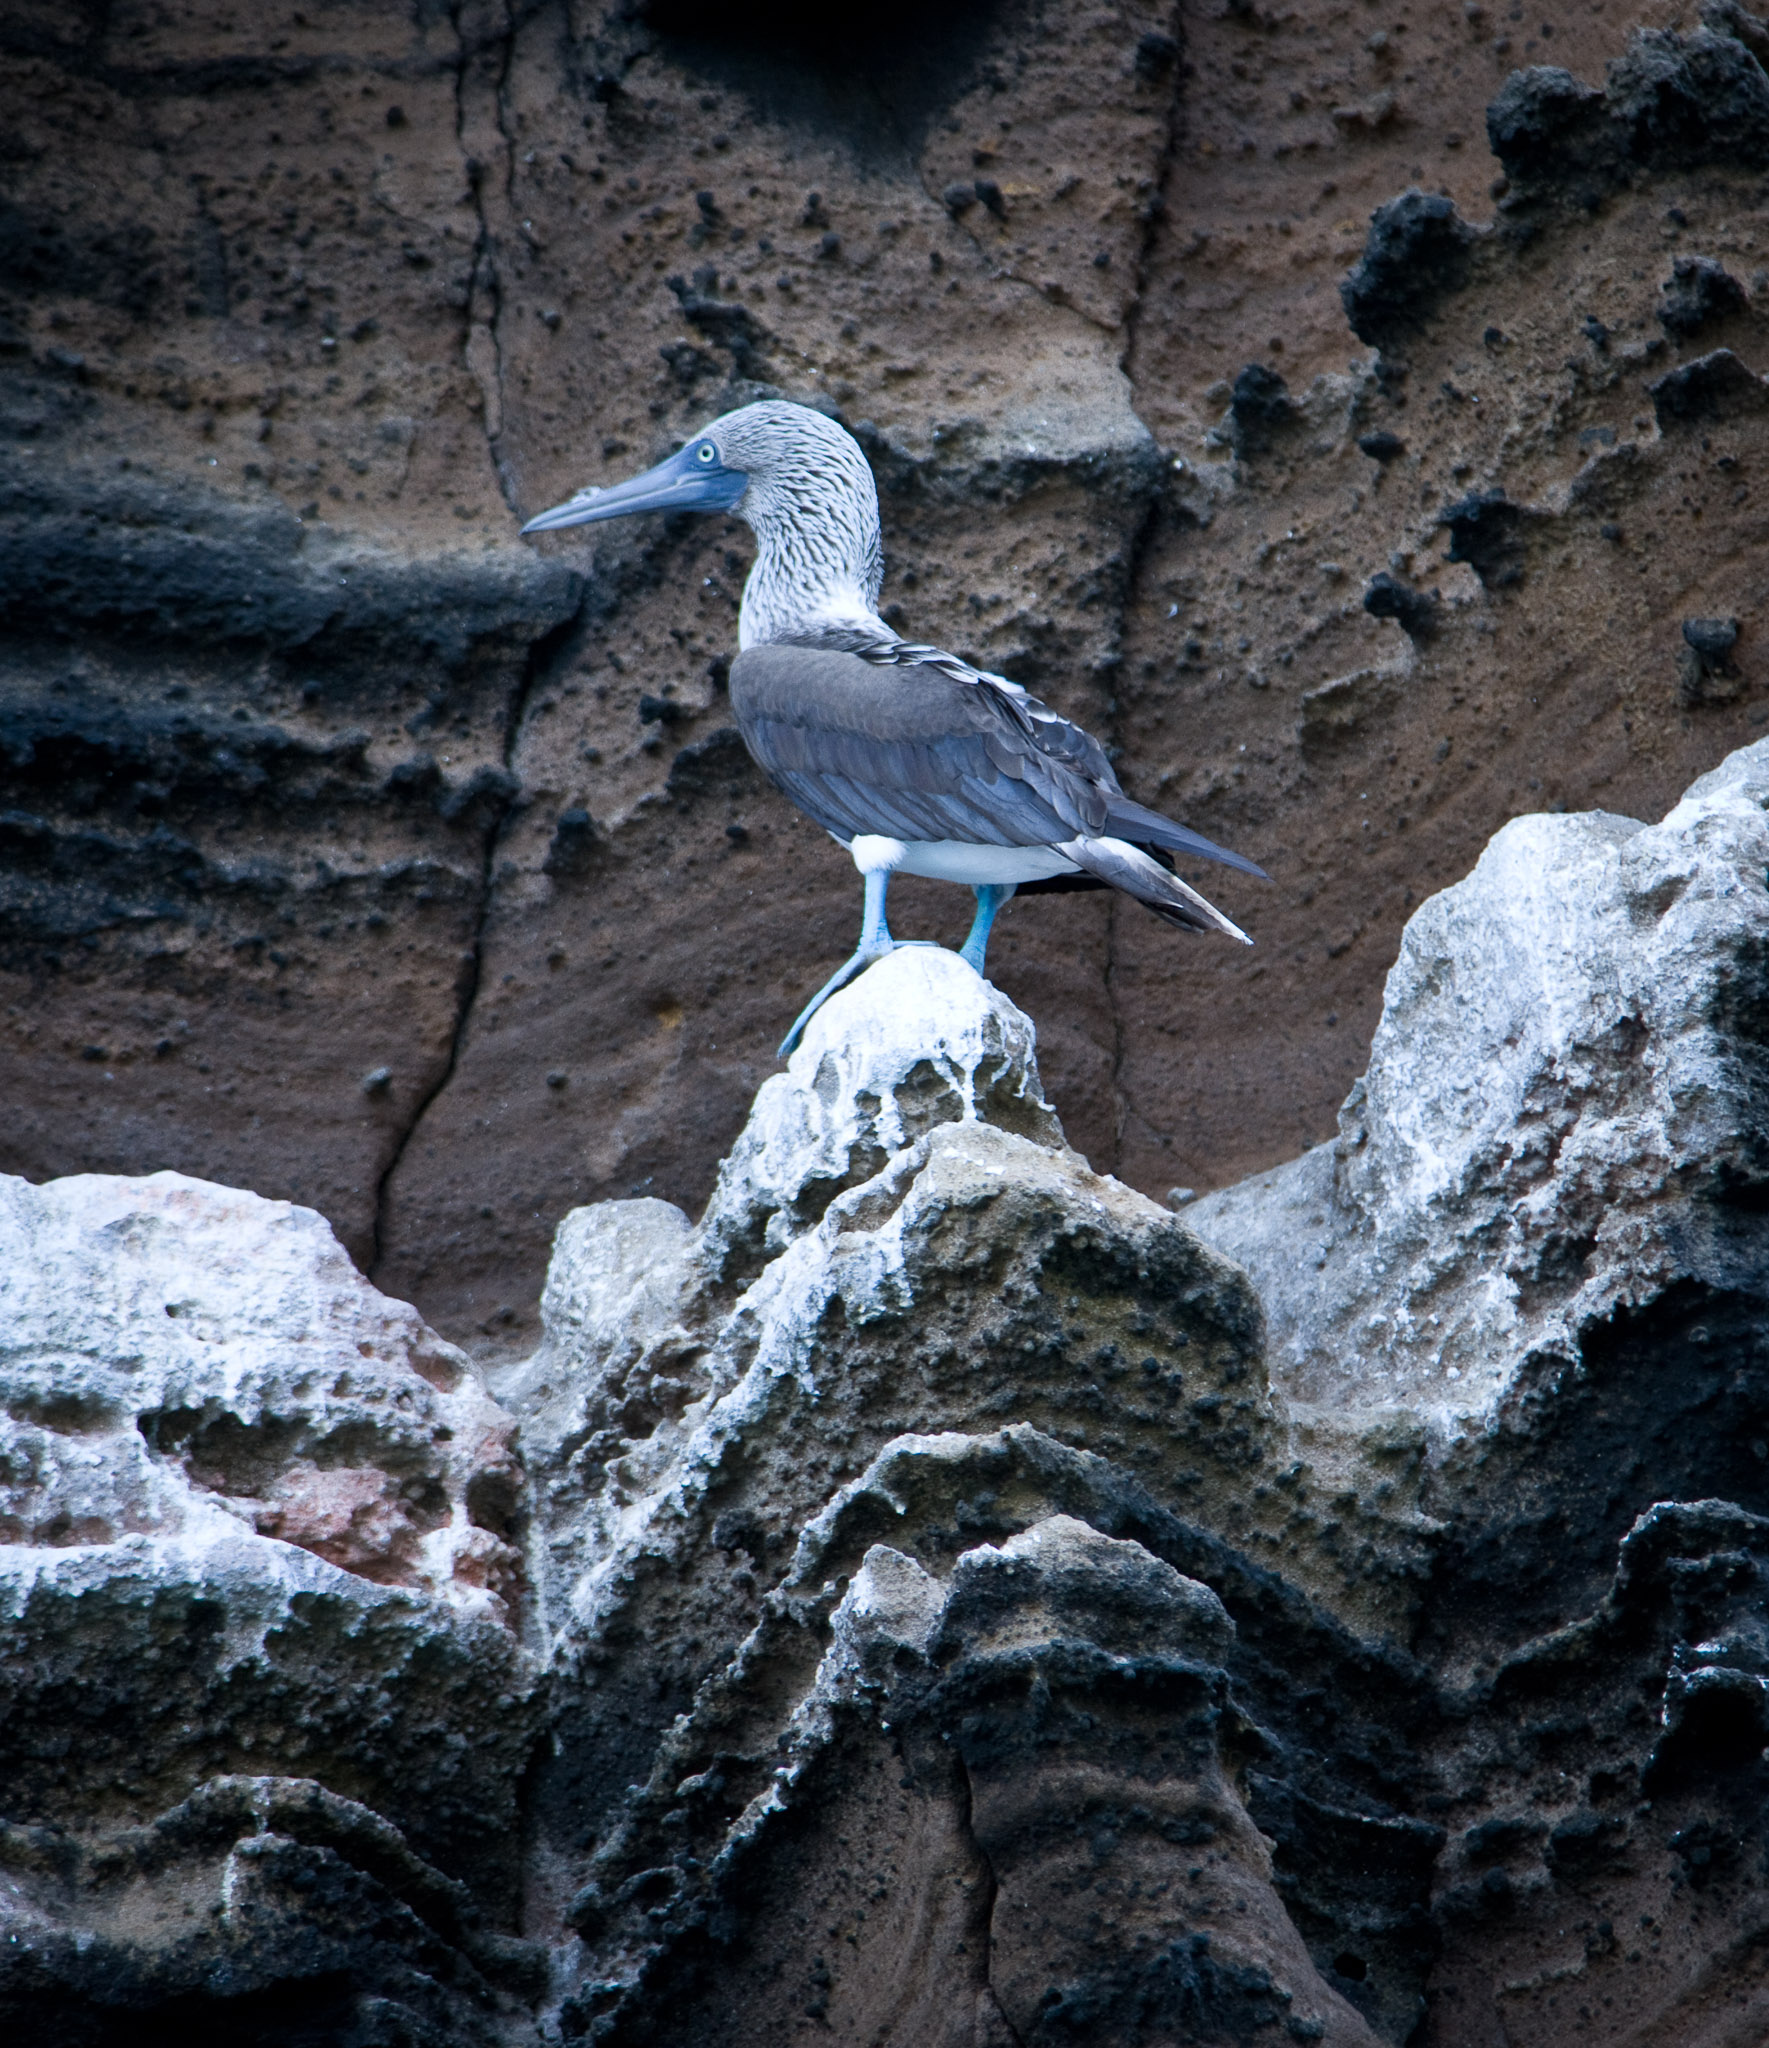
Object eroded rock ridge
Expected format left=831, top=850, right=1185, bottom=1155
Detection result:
left=4, top=739, right=1769, bottom=2042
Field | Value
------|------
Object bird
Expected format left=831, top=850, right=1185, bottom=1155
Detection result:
left=521, top=401, right=1267, bottom=1055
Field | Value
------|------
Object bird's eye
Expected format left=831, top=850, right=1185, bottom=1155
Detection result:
left=696, top=443, right=716, bottom=464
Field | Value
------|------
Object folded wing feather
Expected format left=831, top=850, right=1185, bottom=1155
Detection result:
left=728, top=640, right=1265, bottom=937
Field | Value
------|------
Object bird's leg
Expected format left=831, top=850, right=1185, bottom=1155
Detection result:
left=857, top=862, right=894, bottom=953
left=958, top=882, right=1016, bottom=975
left=777, top=869, right=901, bottom=1057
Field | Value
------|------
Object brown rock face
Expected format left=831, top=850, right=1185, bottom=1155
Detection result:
left=4, top=4, right=1768, bottom=1343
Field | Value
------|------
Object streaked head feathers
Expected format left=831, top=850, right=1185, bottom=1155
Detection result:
left=521, top=400, right=883, bottom=648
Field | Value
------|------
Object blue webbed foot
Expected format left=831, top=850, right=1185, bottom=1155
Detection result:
left=777, top=942, right=892, bottom=1057
left=776, top=866, right=945, bottom=1058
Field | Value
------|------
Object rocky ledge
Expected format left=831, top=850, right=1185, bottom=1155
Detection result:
left=3, top=739, right=1768, bottom=2046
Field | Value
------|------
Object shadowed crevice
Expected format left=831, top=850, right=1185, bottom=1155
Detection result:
left=1098, top=2, right=1185, bottom=1176
left=367, top=7, right=582, bottom=1284
left=641, top=0, right=1012, bottom=163
left=366, top=591, right=584, bottom=1282
left=1122, top=0, right=1187, bottom=366
left=956, top=1754, right=1029, bottom=2048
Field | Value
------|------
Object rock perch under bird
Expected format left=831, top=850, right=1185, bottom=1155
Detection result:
left=521, top=401, right=1266, bottom=1054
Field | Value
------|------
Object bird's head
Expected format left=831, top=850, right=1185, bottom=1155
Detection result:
left=520, top=399, right=876, bottom=540
left=520, top=400, right=884, bottom=646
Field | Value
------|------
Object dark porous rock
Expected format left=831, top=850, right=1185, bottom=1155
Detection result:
left=386, top=750, right=444, bottom=799
left=1361, top=571, right=1439, bottom=641
left=1678, top=614, right=1744, bottom=703
left=1135, top=29, right=1180, bottom=77
left=637, top=690, right=690, bottom=726
left=664, top=724, right=764, bottom=802
left=1491, top=23, right=1769, bottom=205
left=1229, top=361, right=1296, bottom=455
left=1703, top=0, right=1769, bottom=63
left=1649, top=345, right=1769, bottom=426
left=437, top=761, right=522, bottom=824
left=1356, top=429, right=1407, bottom=463
left=1684, top=615, right=1743, bottom=661
left=659, top=338, right=719, bottom=388
left=1339, top=190, right=1477, bottom=351
left=546, top=805, right=599, bottom=874
left=664, top=272, right=772, bottom=379
left=0, top=457, right=580, bottom=669
left=1659, top=254, right=1751, bottom=337
left=1438, top=488, right=1530, bottom=587
left=1608, top=24, right=1769, bottom=172
left=1485, top=66, right=1614, bottom=193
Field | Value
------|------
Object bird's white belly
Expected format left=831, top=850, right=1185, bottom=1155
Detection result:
left=845, top=836, right=1081, bottom=886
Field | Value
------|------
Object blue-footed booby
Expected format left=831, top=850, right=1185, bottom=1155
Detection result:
left=521, top=401, right=1266, bottom=1055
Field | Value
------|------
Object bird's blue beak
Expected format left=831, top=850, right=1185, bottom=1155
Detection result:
left=519, top=439, right=748, bottom=534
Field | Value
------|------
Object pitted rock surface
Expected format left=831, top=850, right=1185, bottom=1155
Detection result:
left=7, top=0, right=1769, bottom=1352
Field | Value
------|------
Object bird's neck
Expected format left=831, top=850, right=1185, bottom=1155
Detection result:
left=737, top=498, right=886, bottom=650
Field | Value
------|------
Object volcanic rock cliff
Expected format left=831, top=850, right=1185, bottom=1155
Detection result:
left=3, top=736, right=1766, bottom=2045
left=6, top=0, right=1769, bottom=1351
left=9, top=5, right=1769, bottom=2042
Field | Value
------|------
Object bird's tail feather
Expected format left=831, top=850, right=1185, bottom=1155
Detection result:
left=1058, top=837, right=1253, bottom=944
left=1103, top=796, right=1269, bottom=878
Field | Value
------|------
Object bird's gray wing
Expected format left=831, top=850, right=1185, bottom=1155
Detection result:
left=964, top=675, right=1267, bottom=876
left=801, top=625, right=1120, bottom=786
left=728, top=643, right=1107, bottom=847
left=794, top=629, right=1266, bottom=877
